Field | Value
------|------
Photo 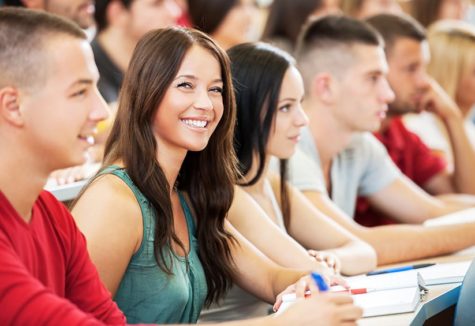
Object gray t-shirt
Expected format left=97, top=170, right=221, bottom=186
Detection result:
left=287, top=127, right=401, bottom=218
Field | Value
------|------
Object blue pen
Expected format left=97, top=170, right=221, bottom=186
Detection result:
left=366, top=263, right=435, bottom=276
left=311, top=272, right=329, bottom=292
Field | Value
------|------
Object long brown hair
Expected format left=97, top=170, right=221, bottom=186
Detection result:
left=104, top=27, right=237, bottom=305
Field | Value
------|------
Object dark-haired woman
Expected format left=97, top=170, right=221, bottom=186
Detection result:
left=200, top=42, right=377, bottom=322
left=72, top=27, right=362, bottom=325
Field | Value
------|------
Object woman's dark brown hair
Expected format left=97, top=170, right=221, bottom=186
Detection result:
left=101, top=27, right=237, bottom=305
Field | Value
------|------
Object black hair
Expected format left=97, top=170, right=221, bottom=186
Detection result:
left=228, top=42, right=295, bottom=228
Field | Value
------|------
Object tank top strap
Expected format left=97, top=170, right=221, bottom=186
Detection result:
left=98, top=165, right=149, bottom=207
left=98, top=165, right=154, bottom=258
left=263, top=179, right=286, bottom=232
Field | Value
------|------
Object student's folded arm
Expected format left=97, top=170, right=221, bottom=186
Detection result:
left=0, top=235, right=125, bottom=325
left=227, top=186, right=332, bottom=273
left=367, top=175, right=462, bottom=224
left=71, top=174, right=142, bottom=297
left=423, top=170, right=457, bottom=195
left=435, top=193, right=475, bottom=208
left=303, top=189, right=475, bottom=265
left=282, top=183, right=377, bottom=275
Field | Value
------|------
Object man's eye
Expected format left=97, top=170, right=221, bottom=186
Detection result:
left=71, top=89, right=87, bottom=97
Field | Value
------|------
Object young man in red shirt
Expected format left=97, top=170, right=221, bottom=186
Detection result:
left=0, top=7, right=125, bottom=325
left=355, top=14, right=475, bottom=226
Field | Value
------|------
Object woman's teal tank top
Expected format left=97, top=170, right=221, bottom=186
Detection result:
left=101, top=166, right=207, bottom=324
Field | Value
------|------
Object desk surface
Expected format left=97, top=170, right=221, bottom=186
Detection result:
left=358, top=246, right=475, bottom=325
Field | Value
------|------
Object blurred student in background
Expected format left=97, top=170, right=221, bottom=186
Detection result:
left=411, top=0, right=469, bottom=27
left=3, top=0, right=95, bottom=29
left=403, top=20, right=475, bottom=165
left=93, top=0, right=182, bottom=103
left=188, top=0, right=259, bottom=50
left=262, top=0, right=340, bottom=53
left=367, top=14, right=475, bottom=197
left=340, top=0, right=402, bottom=19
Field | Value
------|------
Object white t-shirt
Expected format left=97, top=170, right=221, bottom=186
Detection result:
left=287, top=127, right=401, bottom=218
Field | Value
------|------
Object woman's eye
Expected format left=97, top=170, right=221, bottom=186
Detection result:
left=177, top=82, right=193, bottom=89
left=210, top=86, right=223, bottom=94
left=279, top=105, right=291, bottom=112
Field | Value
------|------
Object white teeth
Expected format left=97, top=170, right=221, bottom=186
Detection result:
left=80, top=134, right=95, bottom=145
left=182, top=119, right=207, bottom=128
left=86, top=135, right=95, bottom=145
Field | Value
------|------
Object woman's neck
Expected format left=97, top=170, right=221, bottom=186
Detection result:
left=155, top=145, right=188, bottom=196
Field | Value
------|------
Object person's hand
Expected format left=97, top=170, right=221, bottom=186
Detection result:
left=49, top=162, right=100, bottom=185
left=50, top=165, right=89, bottom=185
left=273, top=272, right=348, bottom=312
left=418, top=77, right=462, bottom=121
left=308, top=249, right=341, bottom=274
left=276, top=277, right=362, bottom=326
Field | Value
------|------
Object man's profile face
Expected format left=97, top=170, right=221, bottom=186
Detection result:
left=333, top=44, right=395, bottom=133
left=44, top=0, right=95, bottom=29
left=19, top=37, right=108, bottom=171
left=386, top=37, right=431, bottom=115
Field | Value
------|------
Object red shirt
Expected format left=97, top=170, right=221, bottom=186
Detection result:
left=0, top=190, right=126, bottom=325
left=355, top=117, right=447, bottom=226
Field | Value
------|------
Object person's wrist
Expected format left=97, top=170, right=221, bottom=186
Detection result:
left=440, top=105, right=463, bottom=122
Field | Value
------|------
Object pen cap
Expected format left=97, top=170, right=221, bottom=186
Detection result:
left=311, top=272, right=329, bottom=292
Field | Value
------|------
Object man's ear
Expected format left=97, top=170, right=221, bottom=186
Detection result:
left=310, top=72, right=336, bottom=104
left=20, top=0, right=46, bottom=10
left=0, top=87, right=24, bottom=127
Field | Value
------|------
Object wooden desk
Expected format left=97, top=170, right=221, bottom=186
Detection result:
left=358, top=247, right=475, bottom=326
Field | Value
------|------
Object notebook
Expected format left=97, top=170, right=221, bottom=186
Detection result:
left=353, top=286, right=421, bottom=317
left=417, top=261, right=471, bottom=285
left=276, top=271, right=422, bottom=318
